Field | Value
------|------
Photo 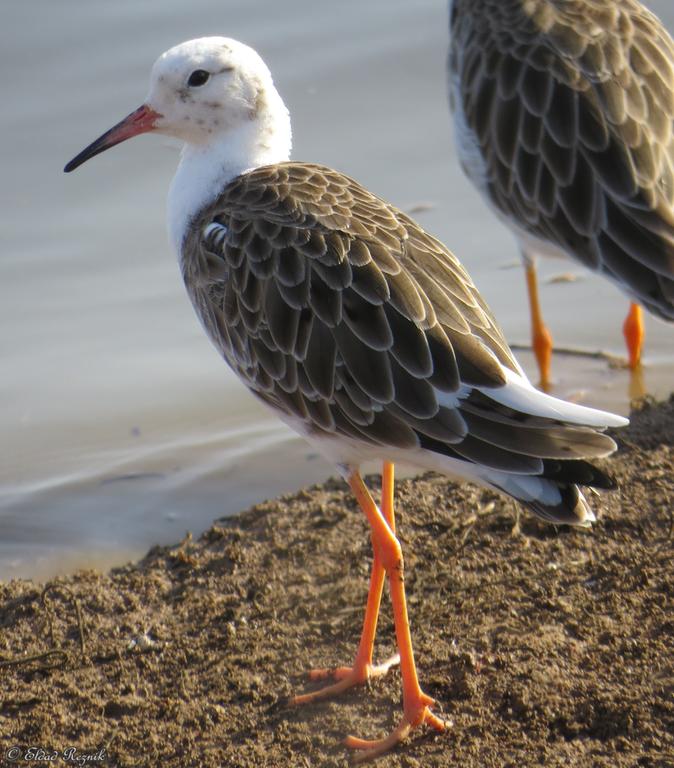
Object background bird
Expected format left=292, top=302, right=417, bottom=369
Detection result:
left=65, top=36, right=627, bottom=761
left=448, top=0, right=674, bottom=390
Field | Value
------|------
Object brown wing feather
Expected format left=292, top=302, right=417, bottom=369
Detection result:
left=450, top=0, right=674, bottom=319
left=182, top=161, right=616, bottom=472
left=187, top=161, right=517, bottom=392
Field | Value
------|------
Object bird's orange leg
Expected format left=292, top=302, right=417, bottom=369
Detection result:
left=525, top=262, right=553, bottom=391
left=623, top=302, right=644, bottom=370
left=290, top=462, right=399, bottom=705
left=344, top=466, right=446, bottom=763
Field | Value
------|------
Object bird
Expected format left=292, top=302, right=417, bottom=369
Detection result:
left=65, top=37, right=628, bottom=762
left=448, top=0, right=674, bottom=390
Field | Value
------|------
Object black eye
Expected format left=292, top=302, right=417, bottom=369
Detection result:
left=187, top=69, right=210, bottom=87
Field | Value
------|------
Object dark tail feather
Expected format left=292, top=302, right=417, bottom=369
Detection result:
left=541, top=457, right=616, bottom=489
left=520, top=482, right=596, bottom=526
left=485, top=458, right=616, bottom=527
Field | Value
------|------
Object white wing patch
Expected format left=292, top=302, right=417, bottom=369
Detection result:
left=481, top=368, right=629, bottom=429
left=203, top=221, right=229, bottom=250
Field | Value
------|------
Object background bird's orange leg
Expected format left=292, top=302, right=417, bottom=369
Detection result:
left=344, top=467, right=445, bottom=762
left=290, top=462, right=399, bottom=705
left=525, top=262, right=553, bottom=391
left=623, top=302, right=644, bottom=370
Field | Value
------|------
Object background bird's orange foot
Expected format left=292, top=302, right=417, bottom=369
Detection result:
left=623, top=302, right=644, bottom=370
left=345, top=691, right=447, bottom=764
left=533, top=325, right=553, bottom=392
left=290, top=654, right=400, bottom=705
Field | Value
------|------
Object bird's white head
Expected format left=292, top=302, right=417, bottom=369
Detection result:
left=148, top=37, right=290, bottom=149
left=64, top=36, right=292, bottom=173
left=64, top=37, right=292, bottom=253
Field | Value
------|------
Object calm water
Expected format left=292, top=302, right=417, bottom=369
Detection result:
left=2, top=0, right=673, bottom=579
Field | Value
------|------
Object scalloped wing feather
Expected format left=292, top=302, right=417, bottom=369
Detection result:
left=181, top=162, right=625, bottom=498
left=449, top=0, right=674, bottom=319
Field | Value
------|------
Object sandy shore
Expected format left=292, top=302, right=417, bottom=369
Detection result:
left=1, top=397, right=672, bottom=767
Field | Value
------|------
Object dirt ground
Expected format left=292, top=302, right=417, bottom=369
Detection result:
left=1, top=398, right=672, bottom=768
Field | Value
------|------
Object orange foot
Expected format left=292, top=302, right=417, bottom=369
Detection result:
left=533, top=323, right=553, bottom=393
left=623, top=302, right=644, bottom=370
left=290, top=654, right=400, bottom=705
left=525, top=262, right=553, bottom=392
left=346, top=690, right=447, bottom=764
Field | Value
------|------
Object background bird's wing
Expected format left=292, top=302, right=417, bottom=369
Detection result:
left=451, top=0, right=674, bottom=317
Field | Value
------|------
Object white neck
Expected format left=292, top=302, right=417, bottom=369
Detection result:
left=167, top=98, right=291, bottom=257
